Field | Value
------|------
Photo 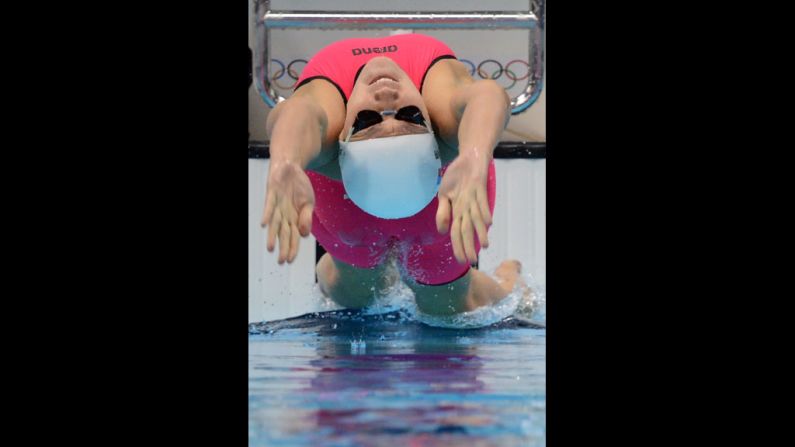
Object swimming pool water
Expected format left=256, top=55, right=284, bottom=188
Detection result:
left=249, top=307, right=546, bottom=446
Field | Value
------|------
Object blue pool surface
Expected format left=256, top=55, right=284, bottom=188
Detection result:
left=249, top=306, right=546, bottom=446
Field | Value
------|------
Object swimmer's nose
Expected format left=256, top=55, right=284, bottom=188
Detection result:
left=373, top=89, right=399, bottom=102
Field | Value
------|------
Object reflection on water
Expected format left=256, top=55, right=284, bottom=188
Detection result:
left=249, top=311, right=545, bottom=446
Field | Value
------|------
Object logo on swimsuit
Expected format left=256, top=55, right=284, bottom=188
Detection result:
left=351, top=45, right=398, bottom=56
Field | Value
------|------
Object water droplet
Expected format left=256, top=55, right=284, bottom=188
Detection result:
left=350, top=337, right=367, bottom=354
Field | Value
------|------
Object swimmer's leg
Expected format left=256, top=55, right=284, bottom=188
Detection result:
left=316, top=253, right=394, bottom=309
left=407, top=260, right=525, bottom=316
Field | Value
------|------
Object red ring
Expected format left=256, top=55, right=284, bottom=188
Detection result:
left=504, top=59, right=531, bottom=81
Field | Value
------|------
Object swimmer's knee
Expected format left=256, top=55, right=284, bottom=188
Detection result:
left=409, top=270, right=475, bottom=316
left=316, top=253, right=338, bottom=297
left=316, top=254, right=383, bottom=309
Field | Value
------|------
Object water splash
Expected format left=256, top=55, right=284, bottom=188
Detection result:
left=350, top=338, right=367, bottom=354
left=306, top=260, right=546, bottom=330
left=406, top=269, right=544, bottom=329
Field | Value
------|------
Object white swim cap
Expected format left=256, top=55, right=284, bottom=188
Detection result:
left=339, top=132, right=442, bottom=219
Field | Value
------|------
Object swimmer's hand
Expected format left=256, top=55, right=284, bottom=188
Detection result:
left=261, top=160, right=315, bottom=264
left=435, top=153, right=492, bottom=265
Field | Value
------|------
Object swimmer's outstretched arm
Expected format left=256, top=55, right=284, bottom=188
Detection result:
left=424, top=60, right=511, bottom=264
left=261, top=82, right=345, bottom=264
left=452, top=80, right=512, bottom=165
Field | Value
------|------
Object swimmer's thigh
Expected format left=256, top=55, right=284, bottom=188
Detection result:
left=397, top=237, right=473, bottom=315
left=405, top=269, right=475, bottom=316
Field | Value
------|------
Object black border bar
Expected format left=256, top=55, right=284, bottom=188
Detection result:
left=248, top=140, right=546, bottom=159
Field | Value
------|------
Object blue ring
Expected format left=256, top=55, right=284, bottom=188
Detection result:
left=459, top=59, right=476, bottom=77
left=270, top=58, right=285, bottom=80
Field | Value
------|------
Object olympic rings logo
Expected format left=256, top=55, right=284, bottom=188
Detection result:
left=459, top=59, right=532, bottom=89
left=269, top=58, right=308, bottom=90
left=268, top=58, right=531, bottom=90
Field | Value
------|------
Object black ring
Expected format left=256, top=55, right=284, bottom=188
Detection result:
left=477, top=59, right=503, bottom=80
left=287, top=59, right=307, bottom=80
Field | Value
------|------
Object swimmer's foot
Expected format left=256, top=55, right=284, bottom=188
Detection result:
left=496, top=260, right=537, bottom=316
left=494, top=260, right=531, bottom=300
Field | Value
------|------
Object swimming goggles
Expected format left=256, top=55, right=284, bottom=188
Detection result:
left=344, top=105, right=427, bottom=141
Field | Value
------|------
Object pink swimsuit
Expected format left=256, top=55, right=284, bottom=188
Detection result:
left=295, top=34, right=497, bottom=285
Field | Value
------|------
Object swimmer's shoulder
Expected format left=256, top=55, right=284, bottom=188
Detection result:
left=290, top=79, right=345, bottom=172
left=292, top=80, right=346, bottom=138
left=422, top=58, right=474, bottom=148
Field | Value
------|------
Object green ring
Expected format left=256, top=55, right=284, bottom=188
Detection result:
left=494, top=68, right=518, bottom=89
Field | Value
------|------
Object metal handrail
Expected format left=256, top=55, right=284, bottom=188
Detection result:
left=253, top=0, right=544, bottom=114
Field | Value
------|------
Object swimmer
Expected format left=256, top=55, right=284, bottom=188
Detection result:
left=261, top=34, right=528, bottom=315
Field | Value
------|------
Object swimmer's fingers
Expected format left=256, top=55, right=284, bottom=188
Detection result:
left=470, top=203, right=489, bottom=249
left=449, top=207, right=466, bottom=265
left=287, top=222, right=300, bottom=263
left=436, top=195, right=452, bottom=234
left=279, top=205, right=299, bottom=263
left=277, top=217, right=291, bottom=264
left=461, top=210, right=478, bottom=264
left=266, top=208, right=281, bottom=253
left=476, top=186, right=492, bottom=227
left=298, top=203, right=313, bottom=237
left=261, top=190, right=275, bottom=228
